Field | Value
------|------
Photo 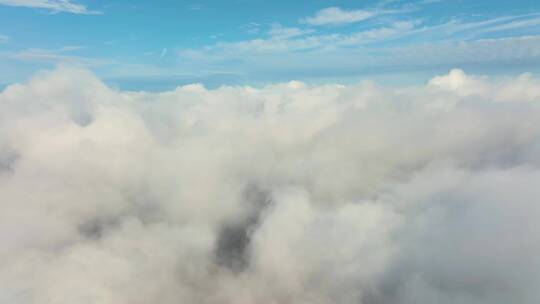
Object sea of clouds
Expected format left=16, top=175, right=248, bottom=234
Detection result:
left=1, top=68, right=540, bottom=304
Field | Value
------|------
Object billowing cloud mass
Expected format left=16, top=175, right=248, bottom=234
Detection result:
left=1, top=68, right=540, bottom=304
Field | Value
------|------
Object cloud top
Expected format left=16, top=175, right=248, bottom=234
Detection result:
left=1, top=68, right=540, bottom=303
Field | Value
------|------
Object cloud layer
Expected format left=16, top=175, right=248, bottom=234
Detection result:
left=1, top=68, right=540, bottom=303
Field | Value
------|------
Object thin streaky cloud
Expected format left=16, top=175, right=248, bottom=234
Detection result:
left=182, top=14, right=540, bottom=57
left=0, top=0, right=100, bottom=14
left=477, top=16, right=540, bottom=34
left=240, top=22, right=261, bottom=35
left=401, top=13, right=540, bottom=41
left=268, top=25, right=315, bottom=39
left=11, top=47, right=108, bottom=66
left=172, top=13, right=540, bottom=83
left=301, top=7, right=378, bottom=26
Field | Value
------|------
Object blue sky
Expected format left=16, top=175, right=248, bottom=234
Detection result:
left=1, top=0, right=540, bottom=90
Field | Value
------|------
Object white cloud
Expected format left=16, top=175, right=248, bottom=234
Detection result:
left=417, top=14, right=540, bottom=40
left=10, top=47, right=107, bottom=66
left=178, top=21, right=419, bottom=58
left=240, top=22, right=261, bottom=35
left=267, top=24, right=315, bottom=39
left=177, top=25, right=540, bottom=73
left=0, top=0, right=99, bottom=14
left=476, top=15, right=540, bottom=34
left=171, top=13, right=540, bottom=83
left=301, top=7, right=377, bottom=26
left=1, top=68, right=540, bottom=303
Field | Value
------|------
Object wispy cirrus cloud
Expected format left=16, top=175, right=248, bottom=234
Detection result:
left=179, top=20, right=420, bottom=57
left=301, top=7, right=378, bottom=26
left=240, top=22, right=261, bottom=35
left=267, top=25, right=315, bottom=39
left=0, top=0, right=100, bottom=14
left=400, top=13, right=540, bottom=42
left=172, top=13, right=540, bottom=84
left=475, top=15, right=540, bottom=34
left=11, top=47, right=107, bottom=66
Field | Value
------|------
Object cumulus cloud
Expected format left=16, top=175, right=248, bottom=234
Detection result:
left=1, top=68, right=540, bottom=303
left=0, top=0, right=99, bottom=14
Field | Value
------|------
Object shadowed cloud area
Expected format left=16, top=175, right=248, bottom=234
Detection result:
left=1, top=68, right=540, bottom=303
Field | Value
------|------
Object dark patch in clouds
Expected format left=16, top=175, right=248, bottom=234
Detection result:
left=215, top=184, right=272, bottom=272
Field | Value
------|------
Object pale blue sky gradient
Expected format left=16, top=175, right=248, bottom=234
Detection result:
left=1, top=0, right=540, bottom=90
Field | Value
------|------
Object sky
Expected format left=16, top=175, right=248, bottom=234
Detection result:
left=1, top=0, right=540, bottom=89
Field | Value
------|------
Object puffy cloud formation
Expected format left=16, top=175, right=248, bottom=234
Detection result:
left=1, top=68, right=540, bottom=304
